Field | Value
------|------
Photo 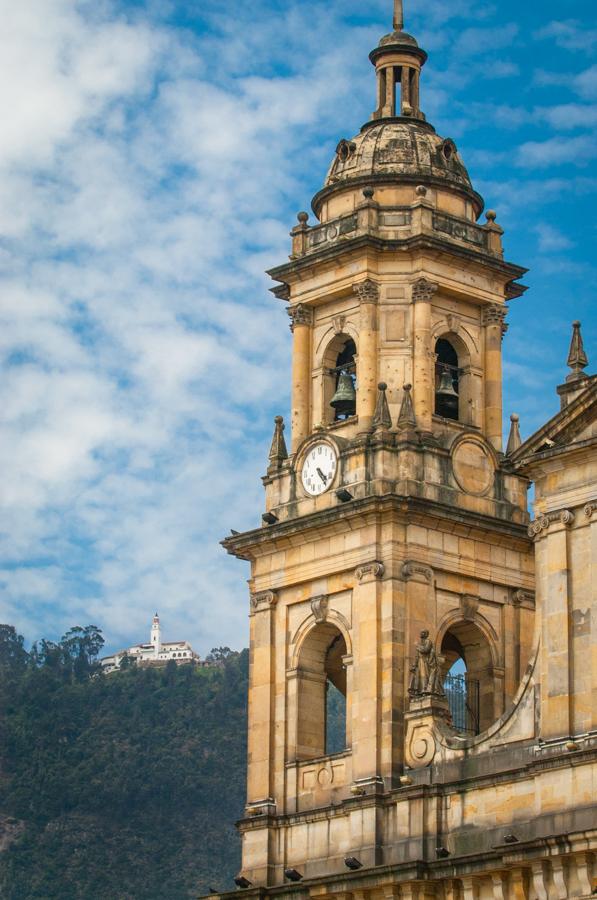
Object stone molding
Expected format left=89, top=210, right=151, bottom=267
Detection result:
left=353, top=279, right=379, bottom=304
left=310, top=595, right=329, bottom=624
left=527, top=509, right=575, bottom=538
left=250, top=590, right=278, bottom=613
left=412, top=277, right=438, bottom=303
left=355, top=561, right=385, bottom=582
left=287, top=303, right=313, bottom=331
left=482, top=304, right=507, bottom=327
left=401, top=560, right=434, bottom=583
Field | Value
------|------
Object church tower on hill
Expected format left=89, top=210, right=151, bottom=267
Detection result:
left=221, top=3, right=596, bottom=898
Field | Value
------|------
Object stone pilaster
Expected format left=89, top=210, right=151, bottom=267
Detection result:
left=482, top=304, right=506, bottom=452
left=288, top=304, right=313, bottom=452
left=247, top=590, right=278, bottom=806
left=353, top=280, right=380, bottom=433
left=412, top=278, right=437, bottom=435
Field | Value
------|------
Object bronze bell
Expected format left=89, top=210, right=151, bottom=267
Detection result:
left=436, top=367, right=459, bottom=416
left=437, top=367, right=458, bottom=398
left=330, top=373, right=356, bottom=417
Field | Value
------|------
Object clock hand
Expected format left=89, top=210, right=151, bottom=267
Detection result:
left=316, top=467, right=328, bottom=484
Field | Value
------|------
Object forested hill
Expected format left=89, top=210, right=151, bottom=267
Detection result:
left=0, top=624, right=248, bottom=900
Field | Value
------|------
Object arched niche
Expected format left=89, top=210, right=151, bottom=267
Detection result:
left=439, top=617, right=500, bottom=734
left=319, top=332, right=358, bottom=425
left=291, top=621, right=349, bottom=760
left=431, top=326, right=480, bottom=427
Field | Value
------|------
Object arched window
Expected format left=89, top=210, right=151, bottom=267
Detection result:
left=320, top=334, right=358, bottom=424
left=296, top=623, right=348, bottom=759
left=330, top=339, right=357, bottom=421
left=435, top=338, right=460, bottom=421
left=441, top=621, right=496, bottom=734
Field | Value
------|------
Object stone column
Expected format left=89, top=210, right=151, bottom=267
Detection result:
left=351, top=561, right=385, bottom=782
left=482, top=304, right=506, bottom=452
left=288, top=304, right=313, bottom=453
left=353, top=280, right=380, bottom=434
left=586, top=503, right=597, bottom=733
left=530, top=511, right=575, bottom=740
left=412, top=278, right=438, bottom=435
left=246, top=590, right=278, bottom=810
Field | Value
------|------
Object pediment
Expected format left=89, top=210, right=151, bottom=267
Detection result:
left=511, top=377, right=597, bottom=469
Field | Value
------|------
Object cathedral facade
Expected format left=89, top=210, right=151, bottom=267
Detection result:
left=221, top=4, right=596, bottom=898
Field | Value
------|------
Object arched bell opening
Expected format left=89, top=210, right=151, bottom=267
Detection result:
left=295, top=623, right=348, bottom=760
left=323, top=335, right=357, bottom=424
left=435, top=338, right=460, bottom=421
left=441, top=621, right=497, bottom=735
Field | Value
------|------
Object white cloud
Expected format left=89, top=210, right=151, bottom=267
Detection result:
left=535, top=224, right=574, bottom=253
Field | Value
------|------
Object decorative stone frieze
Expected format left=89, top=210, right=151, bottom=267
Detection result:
left=412, top=277, right=438, bottom=303
left=250, top=590, right=278, bottom=613
left=401, top=560, right=433, bottom=583
left=310, top=595, right=329, bottom=624
left=353, top=279, right=379, bottom=304
left=355, top=561, right=385, bottom=582
left=287, top=303, right=313, bottom=332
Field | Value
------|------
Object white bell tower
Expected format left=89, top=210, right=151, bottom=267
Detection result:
left=151, top=612, right=161, bottom=657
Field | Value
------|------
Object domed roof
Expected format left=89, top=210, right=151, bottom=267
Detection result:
left=314, top=119, right=483, bottom=216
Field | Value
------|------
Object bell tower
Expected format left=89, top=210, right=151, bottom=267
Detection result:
left=223, top=2, right=540, bottom=891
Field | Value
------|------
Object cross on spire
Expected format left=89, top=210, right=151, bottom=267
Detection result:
left=393, top=0, right=404, bottom=31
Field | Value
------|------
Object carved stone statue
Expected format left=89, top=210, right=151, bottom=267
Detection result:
left=408, top=630, right=445, bottom=698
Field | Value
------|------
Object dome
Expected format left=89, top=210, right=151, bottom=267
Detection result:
left=378, top=29, right=420, bottom=48
left=313, top=119, right=483, bottom=217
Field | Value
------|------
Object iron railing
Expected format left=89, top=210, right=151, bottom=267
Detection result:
left=443, top=673, right=480, bottom=735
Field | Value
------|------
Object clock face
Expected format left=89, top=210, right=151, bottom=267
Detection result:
left=301, top=443, right=337, bottom=496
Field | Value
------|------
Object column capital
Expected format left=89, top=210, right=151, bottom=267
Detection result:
left=401, top=560, right=434, bottom=583
left=584, top=501, right=597, bottom=518
left=353, top=278, right=380, bottom=304
left=528, top=508, right=575, bottom=538
left=250, top=589, right=278, bottom=614
left=287, top=303, right=313, bottom=331
left=482, top=303, right=507, bottom=327
left=355, top=560, right=385, bottom=582
left=412, top=277, right=438, bottom=303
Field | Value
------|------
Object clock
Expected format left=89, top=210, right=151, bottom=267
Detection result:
left=301, top=442, right=338, bottom=496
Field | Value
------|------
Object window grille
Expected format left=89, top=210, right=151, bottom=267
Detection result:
left=443, top=673, right=480, bottom=735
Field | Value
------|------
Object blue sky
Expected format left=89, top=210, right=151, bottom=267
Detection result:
left=0, top=0, right=595, bottom=656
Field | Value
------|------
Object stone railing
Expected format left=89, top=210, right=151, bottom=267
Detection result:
left=292, top=202, right=496, bottom=259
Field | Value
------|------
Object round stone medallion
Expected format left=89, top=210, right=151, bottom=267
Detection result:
left=452, top=439, right=494, bottom=496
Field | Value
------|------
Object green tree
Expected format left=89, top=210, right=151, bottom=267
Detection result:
left=0, top=625, right=29, bottom=672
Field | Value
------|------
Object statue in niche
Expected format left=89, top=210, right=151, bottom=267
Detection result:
left=408, top=630, right=445, bottom=698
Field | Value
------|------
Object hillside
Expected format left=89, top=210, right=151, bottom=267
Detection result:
left=0, top=625, right=248, bottom=900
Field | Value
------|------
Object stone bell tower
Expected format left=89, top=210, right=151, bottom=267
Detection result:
left=221, top=3, right=595, bottom=897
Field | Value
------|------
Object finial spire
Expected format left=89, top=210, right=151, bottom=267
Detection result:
left=393, top=0, right=404, bottom=31
left=506, top=414, right=522, bottom=456
left=566, top=321, right=588, bottom=382
left=373, top=383, right=392, bottom=431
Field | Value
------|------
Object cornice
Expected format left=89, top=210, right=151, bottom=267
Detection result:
left=267, top=233, right=528, bottom=298
left=221, top=493, right=531, bottom=560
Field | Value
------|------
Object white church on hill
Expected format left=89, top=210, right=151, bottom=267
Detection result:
left=101, top=613, right=201, bottom=672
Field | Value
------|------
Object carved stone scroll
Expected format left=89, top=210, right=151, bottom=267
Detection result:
left=412, top=277, right=438, bottom=303
left=355, top=561, right=385, bottom=582
left=401, top=561, right=433, bottom=583
left=250, top=590, right=278, bottom=614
